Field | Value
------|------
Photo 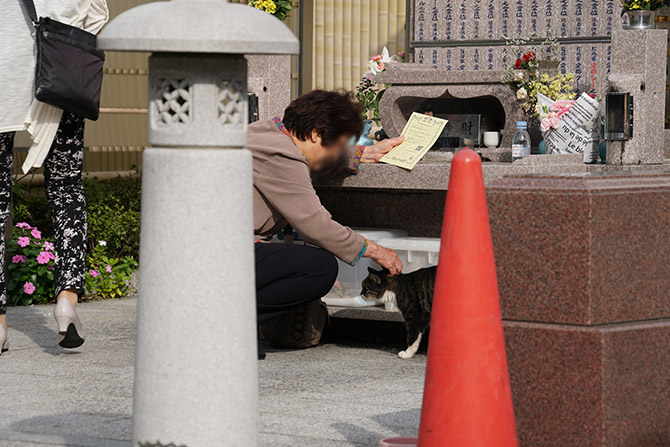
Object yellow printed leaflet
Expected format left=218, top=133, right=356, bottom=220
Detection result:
left=380, top=112, right=448, bottom=170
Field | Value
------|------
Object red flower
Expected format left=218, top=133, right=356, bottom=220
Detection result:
left=515, top=58, right=522, bottom=69
left=589, top=93, right=596, bottom=99
left=522, top=51, right=536, bottom=64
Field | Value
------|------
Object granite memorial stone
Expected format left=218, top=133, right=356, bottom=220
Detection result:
left=489, top=171, right=670, bottom=446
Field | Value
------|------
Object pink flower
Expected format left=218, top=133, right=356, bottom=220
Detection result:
left=105, top=265, right=112, bottom=273
left=31, top=229, right=41, bottom=239
left=23, top=282, right=35, bottom=295
left=378, top=62, right=386, bottom=71
left=89, top=269, right=99, bottom=278
left=372, top=55, right=382, bottom=62
left=17, top=237, right=30, bottom=247
left=541, top=113, right=562, bottom=132
left=36, top=252, right=51, bottom=264
left=550, top=100, right=575, bottom=119
left=12, top=255, right=27, bottom=264
left=43, top=241, right=55, bottom=251
left=15, top=222, right=31, bottom=229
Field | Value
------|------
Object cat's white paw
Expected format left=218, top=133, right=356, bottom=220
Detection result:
left=398, top=333, right=422, bottom=359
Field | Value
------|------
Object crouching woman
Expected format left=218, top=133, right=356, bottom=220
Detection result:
left=247, top=90, right=403, bottom=330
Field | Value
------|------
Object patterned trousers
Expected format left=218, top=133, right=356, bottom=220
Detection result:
left=0, top=112, right=88, bottom=315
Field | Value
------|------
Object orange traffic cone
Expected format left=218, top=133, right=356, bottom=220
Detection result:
left=417, top=149, right=518, bottom=447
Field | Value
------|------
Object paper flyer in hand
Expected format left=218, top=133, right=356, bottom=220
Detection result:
left=380, top=112, right=448, bottom=170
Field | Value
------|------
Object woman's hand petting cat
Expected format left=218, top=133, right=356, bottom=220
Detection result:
left=364, top=240, right=403, bottom=276
left=360, top=136, right=405, bottom=163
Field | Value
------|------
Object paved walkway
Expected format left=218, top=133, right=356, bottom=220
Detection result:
left=0, top=298, right=426, bottom=446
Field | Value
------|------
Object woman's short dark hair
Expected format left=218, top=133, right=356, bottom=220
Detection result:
left=282, top=90, right=363, bottom=146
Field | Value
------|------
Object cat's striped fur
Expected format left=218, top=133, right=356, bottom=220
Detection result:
left=361, top=266, right=436, bottom=359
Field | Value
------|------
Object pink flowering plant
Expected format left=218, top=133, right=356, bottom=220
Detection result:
left=85, top=241, right=138, bottom=299
left=7, top=223, right=56, bottom=306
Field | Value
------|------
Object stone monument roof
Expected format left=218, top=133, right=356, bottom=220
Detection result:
left=98, top=0, right=299, bottom=55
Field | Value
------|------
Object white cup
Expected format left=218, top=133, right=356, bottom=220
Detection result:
left=483, top=131, right=500, bottom=148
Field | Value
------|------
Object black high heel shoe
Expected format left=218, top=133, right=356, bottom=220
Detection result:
left=54, top=298, right=85, bottom=348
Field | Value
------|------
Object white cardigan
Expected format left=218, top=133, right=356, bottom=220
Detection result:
left=0, top=0, right=108, bottom=173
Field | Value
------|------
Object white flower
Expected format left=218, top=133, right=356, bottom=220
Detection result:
left=516, top=87, right=528, bottom=101
left=98, top=240, right=107, bottom=246
left=514, top=71, right=525, bottom=82
left=366, top=62, right=381, bottom=76
left=380, top=47, right=392, bottom=63
left=364, top=47, right=398, bottom=77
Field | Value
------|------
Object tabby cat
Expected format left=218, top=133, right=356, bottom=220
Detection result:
left=360, top=266, right=437, bottom=359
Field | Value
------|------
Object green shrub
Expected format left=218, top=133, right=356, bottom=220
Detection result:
left=85, top=242, right=138, bottom=299
left=11, top=173, right=142, bottom=260
left=11, top=183, right=53, bottom=239
left=84, top=173, right=141, bottom=260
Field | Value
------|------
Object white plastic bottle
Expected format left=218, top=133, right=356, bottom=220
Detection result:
left=512, top=121, right=531, bottom=161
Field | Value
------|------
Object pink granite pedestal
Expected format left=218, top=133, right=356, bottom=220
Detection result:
left=489, top=171, right=670, bottom=447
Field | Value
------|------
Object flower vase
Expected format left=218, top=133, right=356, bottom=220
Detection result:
left=356, top=120, right=375, bottom=146
left=624, top=10, right=656, bottom=29
left=528, top=117, right=543, bottom=154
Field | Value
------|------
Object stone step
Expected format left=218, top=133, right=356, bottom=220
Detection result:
left=327, top=305, right=404, bottom=322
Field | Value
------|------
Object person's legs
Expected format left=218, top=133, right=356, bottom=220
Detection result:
left=44, top=112, right=87, bottom=349
left=0, top=132, right=14, bottom=339
left=43, top=112, right=87, bottom=306
left=255, top=243, right=338, bottom=325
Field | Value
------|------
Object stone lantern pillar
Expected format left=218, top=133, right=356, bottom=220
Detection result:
left=97, top=3, right=298, bottom=446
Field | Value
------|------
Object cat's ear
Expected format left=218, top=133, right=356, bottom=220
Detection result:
left=381, top=267, right=391, bottom=276
left=368, top=266, right=380, bottom=274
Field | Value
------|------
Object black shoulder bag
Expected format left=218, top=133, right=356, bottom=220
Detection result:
left=21, top=0, right=105, bottom=121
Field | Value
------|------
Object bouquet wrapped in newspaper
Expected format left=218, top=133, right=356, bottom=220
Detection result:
left=538, top=92, right=602, bottom=163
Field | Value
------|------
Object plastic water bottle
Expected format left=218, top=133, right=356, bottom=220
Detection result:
left=512, top=121, right=531, bottom=161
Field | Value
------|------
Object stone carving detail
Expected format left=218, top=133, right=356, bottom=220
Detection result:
left=154, top=78, right=191, bottom=125
left=217, top=80, right=246, bottom=126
